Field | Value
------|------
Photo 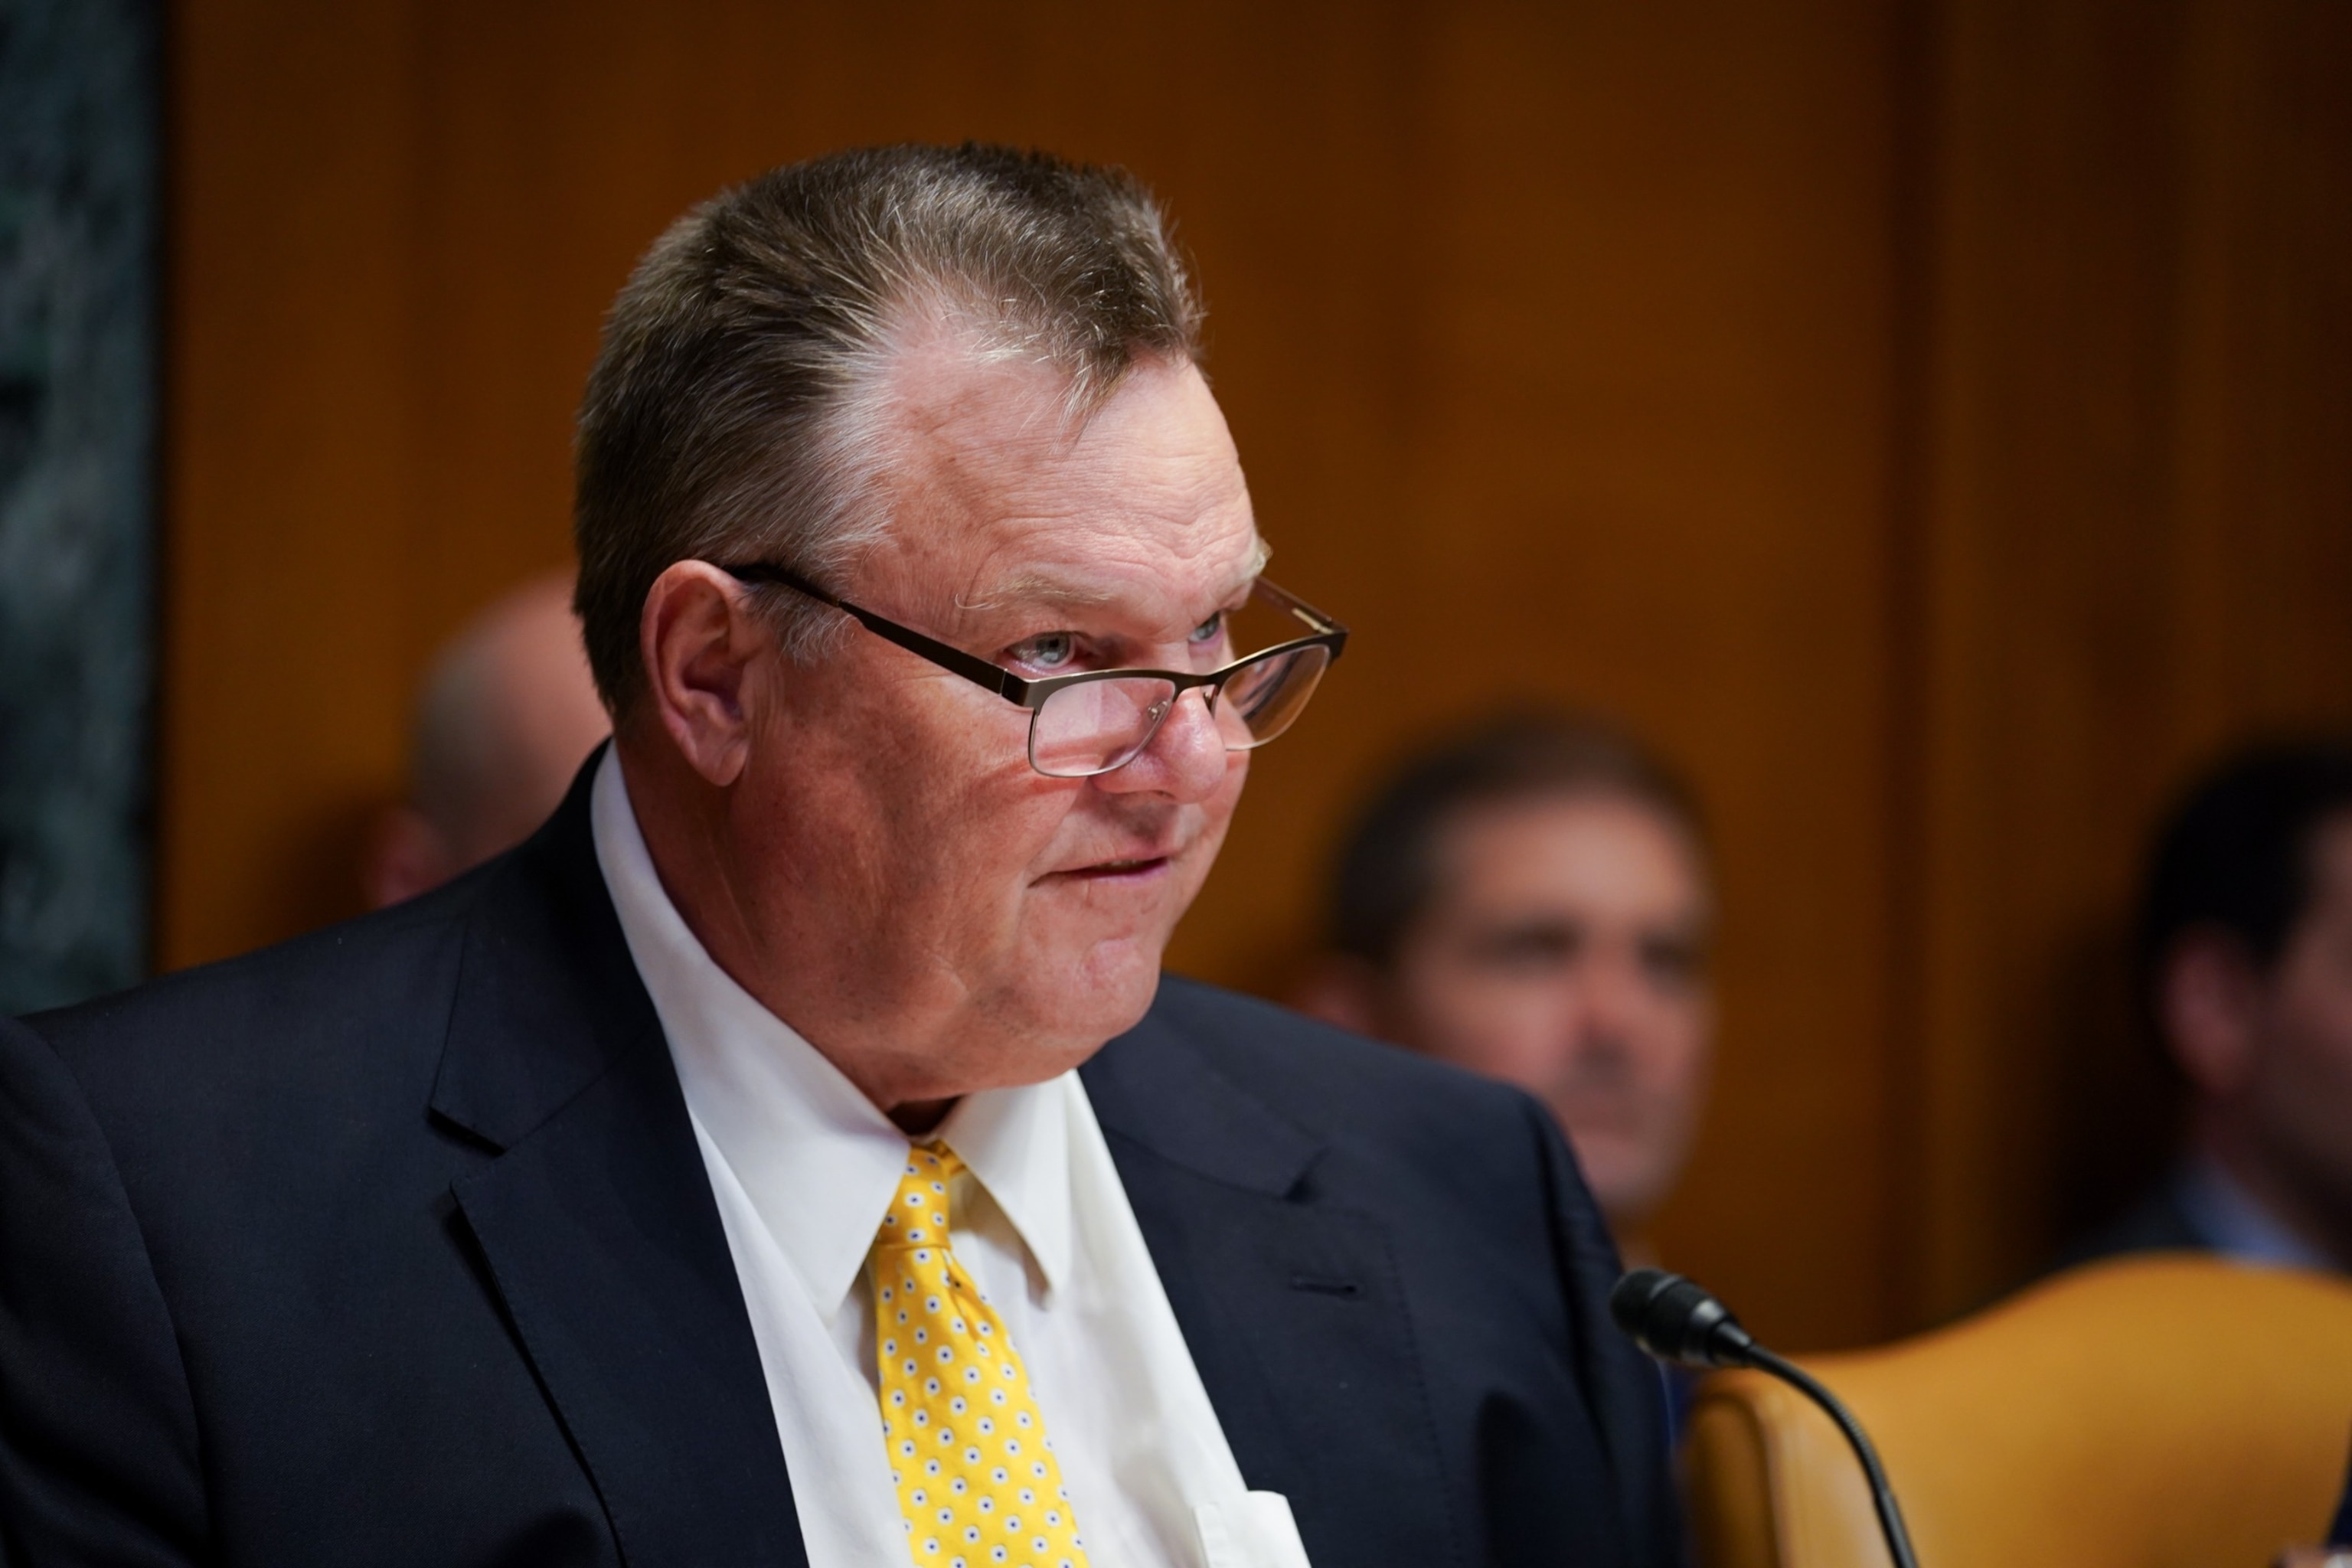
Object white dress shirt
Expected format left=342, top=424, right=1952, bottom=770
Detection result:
left=590, top=750, right=1312, bottom=1568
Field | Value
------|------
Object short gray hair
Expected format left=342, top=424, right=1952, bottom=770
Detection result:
left=572, top=143, right=1206, bottom=716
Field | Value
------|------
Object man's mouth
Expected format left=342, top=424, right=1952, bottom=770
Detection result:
left=1065, top=856, right=1171, bottom=880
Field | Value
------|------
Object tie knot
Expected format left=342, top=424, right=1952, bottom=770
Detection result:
left=874, top=1142, right=962, bottom=1253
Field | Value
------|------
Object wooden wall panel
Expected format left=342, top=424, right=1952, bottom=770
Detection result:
left=162, top=3, right=426, bottom=955
left=1289, top=4, right=1907, bottom=1349
left=1904, top=0, right=2352, bottom=1317
left=160, top=0, right=2352, bottom=1349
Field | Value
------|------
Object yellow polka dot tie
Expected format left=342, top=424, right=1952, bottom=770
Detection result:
left=871, top=1144, right=1089, bottom=1568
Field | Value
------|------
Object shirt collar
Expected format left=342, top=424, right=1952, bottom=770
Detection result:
left=2175, top=1153, right=2334, bottom=1271
left=940, top=1070, right=1072, bottom=1296
left=588, top=746, right=1073, bottom=1311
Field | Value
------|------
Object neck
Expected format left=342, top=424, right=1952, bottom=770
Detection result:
left=891, top=1098, right=957, bottom=1137
left=2191, top=1114, right=2352, bottom=1269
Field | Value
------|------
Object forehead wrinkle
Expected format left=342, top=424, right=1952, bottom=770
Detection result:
left=955, top=532, right=1270, bottom=619
left=956, top=572, right=1116, bottom=615
left=893, top=351, right=1229, bottom=519
left=867, top=332, right=1256, bottom=633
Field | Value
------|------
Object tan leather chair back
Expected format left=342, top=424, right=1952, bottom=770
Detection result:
left=1685, top=1256, right=2352, bottom=1568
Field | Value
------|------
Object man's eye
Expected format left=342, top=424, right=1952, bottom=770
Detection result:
left=1468, top=925, right=1579, bottom=972
left=1008, top=632, right=1078, bottom=670
left=1642, top=936, right=1707, bottom=992
left=1188, top=612, right=1224, bottom=645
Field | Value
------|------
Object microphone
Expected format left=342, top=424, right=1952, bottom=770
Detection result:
left=1612, top=1269, right=1922, bottom=1568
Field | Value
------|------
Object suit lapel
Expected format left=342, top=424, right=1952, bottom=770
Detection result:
left=431, top=762, right=805, bottom=1568
left=1083, top=1009, right=1462, bottom=1568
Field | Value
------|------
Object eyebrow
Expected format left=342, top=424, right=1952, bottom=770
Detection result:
left=955, top=534, right=1273, bottom=618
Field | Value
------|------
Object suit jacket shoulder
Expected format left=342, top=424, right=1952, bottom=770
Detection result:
left=1083, top=975, right=1681, bottom=1568
left=2050, top=1180, right=2207, bottom=1275
left=0, top=770, right=795, bottom=1567
left=23, top=868, right=481, bottom=1178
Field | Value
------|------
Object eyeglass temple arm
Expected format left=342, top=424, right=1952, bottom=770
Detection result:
left=720, top=562, right=1033, bottom=702
left=1253, top=578, right=1351, bottom=652
left=724, top=561, right=1345, bottom=696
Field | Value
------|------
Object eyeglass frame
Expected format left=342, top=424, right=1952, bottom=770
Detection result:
left=716, top=559, right=1348, bottom=764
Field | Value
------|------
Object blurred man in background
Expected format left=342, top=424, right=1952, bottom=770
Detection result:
left=2067, top=740, right=2352, bottom=1272
left=1295, top=712, right=1714, bottom=1266
left=360, top=572, right=610, bottom=907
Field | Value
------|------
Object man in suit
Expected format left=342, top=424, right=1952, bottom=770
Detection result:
left=0, top=145, right=1677, bottom=1567
left=2065, top=740, right=2352, bottom=1272
left=1292, top=712, right=1713, bottom=1272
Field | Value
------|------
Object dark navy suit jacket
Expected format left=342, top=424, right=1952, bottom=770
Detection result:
left=0, top=767, right=1677, bottom=1566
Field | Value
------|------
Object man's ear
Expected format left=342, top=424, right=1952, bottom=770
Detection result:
left=1288, top=952, right=1392, bottom=1041
left=2160, top=929, right=2269, bottom=1098
left=639, top=560, right=772, bottom=788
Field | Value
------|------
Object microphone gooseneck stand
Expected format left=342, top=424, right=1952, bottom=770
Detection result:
left=1610, top=1268, right=1923, bottom=1568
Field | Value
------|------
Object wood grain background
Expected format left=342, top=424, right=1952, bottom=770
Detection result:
left=158, top=0, right=2352, bottom=1348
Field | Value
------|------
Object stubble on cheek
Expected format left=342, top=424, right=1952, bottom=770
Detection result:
left=1015, top=828, right=1208, bottom=1001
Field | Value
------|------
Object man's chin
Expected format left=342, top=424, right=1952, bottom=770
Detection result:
left=957, top=979, right=1158, bottom=1098
left=1053, top=942, right=1166, bottom=1041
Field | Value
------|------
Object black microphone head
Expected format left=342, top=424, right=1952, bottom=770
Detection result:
left=1610, top=1267, right=1757, bottom=1368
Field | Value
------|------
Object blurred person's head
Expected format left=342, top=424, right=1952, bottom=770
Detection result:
left=1295, top=713, right=1714, bottom=1252
left=361, top=573, right=612, bottom=907
left=2140, top=738, right=2352, bottom=1266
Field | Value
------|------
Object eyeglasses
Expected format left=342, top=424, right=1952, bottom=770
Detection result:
left=719, top=560, right=1348, bottom=778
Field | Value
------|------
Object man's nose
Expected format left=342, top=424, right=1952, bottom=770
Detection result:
left=1097, top=687, right=1231, bottom=801
left=1574, top=954, right=1652, bottom=1054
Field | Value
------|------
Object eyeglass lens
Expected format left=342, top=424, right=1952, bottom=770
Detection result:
left=1027, top=644, right=1333, bottom=779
